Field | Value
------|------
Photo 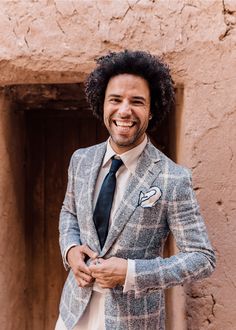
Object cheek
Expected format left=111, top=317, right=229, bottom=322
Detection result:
left=103, top=111, right=114, bottom=130
left=103, top=108, right=109, bottom=123
left=104, top=106, right=112, bottom=119
left=103, top=111, right=106, bottom=123
left=104, top=112, right=111, bottom=123
left=140, top=114, right=150, bottom=127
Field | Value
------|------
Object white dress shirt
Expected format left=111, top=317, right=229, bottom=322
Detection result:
left=55, top=135, right=148, bottom=330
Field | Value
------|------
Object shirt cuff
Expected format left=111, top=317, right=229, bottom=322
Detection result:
left=123, top=259, right=135, bottom=293
left=64, top=244, right=78, bottom=268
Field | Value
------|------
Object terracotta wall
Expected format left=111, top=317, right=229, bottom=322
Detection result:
left=0, top=1, right=235, bottom=329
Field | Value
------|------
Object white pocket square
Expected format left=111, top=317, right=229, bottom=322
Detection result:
left=138, top=186, right=162, bottom=208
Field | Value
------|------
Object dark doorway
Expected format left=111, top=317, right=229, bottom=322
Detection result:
left=24, top=109, right=108, bottom=330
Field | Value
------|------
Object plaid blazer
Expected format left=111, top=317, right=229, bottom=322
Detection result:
left=59, top=140, right=216, bottom=330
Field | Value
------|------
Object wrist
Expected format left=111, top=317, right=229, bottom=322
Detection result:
left=64, top=244, right=79, bottom=267
left=120, top=259, right=128, bottom=285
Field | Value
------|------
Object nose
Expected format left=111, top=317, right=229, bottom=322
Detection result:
left=118, top=100, right=131, bottom=117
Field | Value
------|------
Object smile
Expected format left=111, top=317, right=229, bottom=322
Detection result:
left=113, top=120, right=135, bottom=127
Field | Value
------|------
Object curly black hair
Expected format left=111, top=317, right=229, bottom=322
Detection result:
left=84, top=50, right=175, bottom=130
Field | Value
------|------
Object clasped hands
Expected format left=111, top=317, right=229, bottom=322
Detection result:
left=67, top=245, right=128, bottom=289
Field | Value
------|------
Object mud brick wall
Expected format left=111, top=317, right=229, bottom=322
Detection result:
left=0, top=1, right=235, bottom=329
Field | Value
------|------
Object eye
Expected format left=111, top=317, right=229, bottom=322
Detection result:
left=110, top=98, right=121, bottom=104
left=132, top=100, right=144, bottom=106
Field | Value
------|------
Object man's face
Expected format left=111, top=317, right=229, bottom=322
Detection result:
left=103, top=74, right=151, bottom=154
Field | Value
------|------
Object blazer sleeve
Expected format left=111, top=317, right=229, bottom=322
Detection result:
left=59, top=151, right=81, bottom=270
left=133, top=170, right=216, bottom=295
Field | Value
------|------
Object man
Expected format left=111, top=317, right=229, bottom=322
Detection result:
left=56, top=50, right=215, bottom=330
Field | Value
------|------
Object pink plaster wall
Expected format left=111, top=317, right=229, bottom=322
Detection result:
left=0, top=1, right=235, bottom=329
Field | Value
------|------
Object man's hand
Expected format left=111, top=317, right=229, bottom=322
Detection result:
left=67, top=245, right=98, bottom=288
left=89, top=257, right=128, bottom=289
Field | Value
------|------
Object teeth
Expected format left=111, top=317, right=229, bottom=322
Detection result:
left=116, top=121, right=133, bottom=127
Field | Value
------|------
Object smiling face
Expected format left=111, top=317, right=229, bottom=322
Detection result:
left=103, top=74, right=151, bottom=154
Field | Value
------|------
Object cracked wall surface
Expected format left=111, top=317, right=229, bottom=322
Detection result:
left=0, top=0, right=235, bottom=329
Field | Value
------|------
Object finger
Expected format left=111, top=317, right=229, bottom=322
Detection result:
left=95, top=279, right=113, bottom=289
left=89, top=258, right=105, bottom=271
left=74, top=259, right=92, bottom=276
left=81, top=245, right=98, bottom=260
left=78, top=261, right=90, bottom=274
left=100, top=283, right=111, bottom=288
left=77, top=277, right=91, bottom=288
left=91, top=271, right=110, bottom=280
left=77, top=270, right=94, bottom=283
left=89, top=264, right=102, bottom=274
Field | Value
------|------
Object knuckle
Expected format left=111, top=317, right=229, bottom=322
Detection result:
left=74, top=269, right=81, bottom=277
left=80, top=281, right=87, bottom=288
left=78, top=244, right=84, bottom=252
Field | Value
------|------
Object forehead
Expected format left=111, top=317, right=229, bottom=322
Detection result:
left=105, top=74, right=150, bottom=97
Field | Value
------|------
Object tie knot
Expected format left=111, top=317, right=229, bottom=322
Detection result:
left=110, top=157, right=123, bottom=174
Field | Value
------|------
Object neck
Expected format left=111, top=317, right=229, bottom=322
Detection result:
left=109, top=135, right=146, bottom=155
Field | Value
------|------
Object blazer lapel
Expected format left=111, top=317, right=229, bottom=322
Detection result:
left=101, top=142, right=163, bottom=256
left=79, top=142, right=107, bottom=253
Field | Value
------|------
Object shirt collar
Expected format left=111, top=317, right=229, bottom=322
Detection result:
left=103, top=135, right=148, bottom=174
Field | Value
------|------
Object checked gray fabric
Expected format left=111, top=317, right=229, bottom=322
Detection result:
left=59, top=140, right=215, bottom=330
left=93, top=157, right=123, bottom=248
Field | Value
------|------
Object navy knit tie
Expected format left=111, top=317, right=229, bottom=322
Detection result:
left=93, top=157, right=123, bottom=248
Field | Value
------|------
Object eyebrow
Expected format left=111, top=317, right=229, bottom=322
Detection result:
left=108, top=94, right=147, bottom=102
left=132, top=96, right=146, bottom=102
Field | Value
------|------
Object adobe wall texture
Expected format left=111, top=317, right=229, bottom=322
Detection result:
left=0, top=1, right=235, bottom=329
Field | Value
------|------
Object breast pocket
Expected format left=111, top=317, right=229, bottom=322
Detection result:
left=118, top=202, right=168, bottom=254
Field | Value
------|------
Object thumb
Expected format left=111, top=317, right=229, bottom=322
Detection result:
left=82, top=245, right=98, bottom=260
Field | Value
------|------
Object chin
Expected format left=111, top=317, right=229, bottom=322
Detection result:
left=113, top=134, right=133, bottom=144
left=112, top=136, right=137, bottom=148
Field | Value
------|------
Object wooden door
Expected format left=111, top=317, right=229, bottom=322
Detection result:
left=25, top=110, right=108, bottom=330
left=25, top=108, right=173, bottom=330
